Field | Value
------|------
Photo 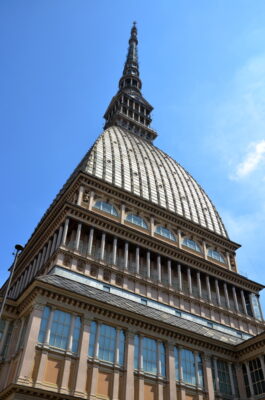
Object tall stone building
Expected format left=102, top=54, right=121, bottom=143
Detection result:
left=0, top=24, right=265, bottom=400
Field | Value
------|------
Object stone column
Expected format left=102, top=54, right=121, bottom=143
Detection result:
left=241, top=290, right=248, bottom=315
left=147, top=251, right=151, bottom=279
left=178, top=264, right=182, bottom=292
left=167, top=342, right=177, bottom=400
left=206, top=276, right=212, bottom=303
left=124, top=331, right=135, bottom=400
left=228, top=363, right=235, bottom=396
left=112, top=237, right=117, bottom=265
left=197, top=272, right=202, bottom=298
left=215, top=279, right=221, bottom=306
left=16, top=303, right=45, bottom=385
left=258, top=297, right=264, bottom=321
left=202, top=354, right=215, bottom=400
left=167, top=260, right=172, bottom=286
left=87, top=227, right=94, bottom=256
left=157, top=255, right=161, bottom=283
left=124, top=242, right=129, bottom=270
left=75, top=223, right=82, bottom=251
left=224, top=283, right=230, bottom=309
left=88, top=191, right=94, bottom=211
left=74, top=316, right=91, bottom=397
left=120, top=204, right=125, bottom=224
left=62, top=218, right=70, bottom=246
left=202, top=241, right=207, bottom=259
left=136, top=247, right=140, bottom=274
left=150, top=217, right=155, bottom=236
left=56, top=225, right=63, bottom=249
left=44, top=240, right=52, bottom=263
left=77, top=185, right=84, bottom=206
left=50, top=233, right=58, bottom=256
left=226, top=252, right=232, bottom=270
left=100, top=232, right=106, bottom=260
left=177, top=230, right=182, bottom=248
left=232, top=287, right=239, bottom=312
left=187, top=267, right=192, bottom=295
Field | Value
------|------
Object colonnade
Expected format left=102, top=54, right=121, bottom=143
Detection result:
left=61, top=218, right=263, bottom=321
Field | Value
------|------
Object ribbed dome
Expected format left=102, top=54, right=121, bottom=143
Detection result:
left=84, top=126, right=228, bottom=238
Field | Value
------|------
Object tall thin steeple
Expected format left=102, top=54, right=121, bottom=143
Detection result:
left=104, top=23, right=157, bottom=142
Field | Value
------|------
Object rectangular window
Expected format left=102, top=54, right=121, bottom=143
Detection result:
left=49, top=310, right=71, bottom=350
left=182, top=349, right=196, bottom=386
left=142, top=337, right=157, bottom=375
left=98, top=324, right=116, bottom=363
left=249, top=358, right=265, bottom=395
left=217, top=360, right=232, bottom=395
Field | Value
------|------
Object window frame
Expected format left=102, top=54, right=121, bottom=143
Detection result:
left=93, top=200, right=119, bottom=217
left=155, top=225, right=176, bottom=242
left=182, top=237, right=201, bottom=253
left=125, top=213, right=148, bottom=229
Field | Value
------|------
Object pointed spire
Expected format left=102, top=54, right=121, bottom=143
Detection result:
left=103, top=24, right=157, bottom=142
left=122, top=22, right=139, bottom=78
left=118, top=22, right=142, bottom=93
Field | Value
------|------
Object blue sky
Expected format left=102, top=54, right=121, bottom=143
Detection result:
left=1, top=1, right=265, bottom=309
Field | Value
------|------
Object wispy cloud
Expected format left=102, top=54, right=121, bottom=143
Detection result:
left=232, top=140, right=265, bottom=179
left=209, top=53, right=265, bottom=185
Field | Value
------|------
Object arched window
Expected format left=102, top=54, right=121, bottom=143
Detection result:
left=208, top=249, right=226, bottom=264
left=182, top=238, right=201, bottom=253
left=125, top=213, right=148, bottom=229
left=93, top=200, right=119, bottom=217
left=155, top=226, right=176, bottom=241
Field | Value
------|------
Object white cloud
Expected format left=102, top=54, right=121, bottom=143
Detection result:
left=232, top=140, right=265, bottom=179
left=208, top=53, right=265, bottom=186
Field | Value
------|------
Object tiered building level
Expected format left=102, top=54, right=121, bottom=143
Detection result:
left=0, top=24, right=265, bottom=400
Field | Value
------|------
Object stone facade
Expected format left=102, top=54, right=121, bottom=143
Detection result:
left=0, top=24, right=265, bottom=400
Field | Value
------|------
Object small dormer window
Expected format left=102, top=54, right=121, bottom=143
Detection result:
left=155, top=226, right=176, bottom=241
left=182, top=238, right=201, bottom=253
left=93, top=200, right=119, bottom=217
left=208, top=249, right=226, bottom=264
left=125, top=213, right=148, bottom=229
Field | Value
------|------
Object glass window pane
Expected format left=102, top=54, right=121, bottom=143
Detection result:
left=38, top=306, right=51, bottom=343
left=49, top=310, right=71, bottom=350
